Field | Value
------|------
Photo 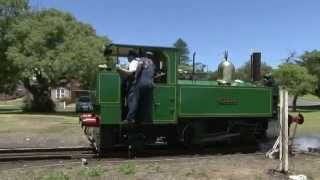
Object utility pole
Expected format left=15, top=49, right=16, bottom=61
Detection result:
left=279, top=89, right=289, bottom=172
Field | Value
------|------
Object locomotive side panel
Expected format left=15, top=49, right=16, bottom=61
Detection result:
left=153, top=85, right=176, bottom=124
left=96, top=72, right=121, bottom=124
left=178, top=85, right=273, bottom=118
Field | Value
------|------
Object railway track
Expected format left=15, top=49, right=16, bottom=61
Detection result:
left=0, top=146, right=96, bottom=162
left=0, top=140, right=263, bottom=162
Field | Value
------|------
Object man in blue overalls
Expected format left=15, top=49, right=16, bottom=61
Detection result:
left=116, top=51, right=155, bottom=124
left=117, top=51, right=155, bottom=157
left=135, top=51, right=155, bottom=123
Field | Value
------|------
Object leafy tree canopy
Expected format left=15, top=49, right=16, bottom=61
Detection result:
left=235, top=60, right=273, bottom=81
left=273, top=63, right=317, bottom=111
left=0, top=0, right=29, bottom=93
left=299, top=50, right=320, bottom=96
left=174, top=38, right=190, bottom=64
left=6, top=9, right=110, bottom=88
left=5, top=8, right=110, bottom=111
left=0, top=0, right=29, bottom=17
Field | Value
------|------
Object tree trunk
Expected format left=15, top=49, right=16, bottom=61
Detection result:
left=292, top=95, right=298, bottom=112
left=23, top=76, right=55, bottom=112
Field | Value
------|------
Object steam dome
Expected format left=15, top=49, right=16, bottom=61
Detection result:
left=218, top=51, right=235, bottom=83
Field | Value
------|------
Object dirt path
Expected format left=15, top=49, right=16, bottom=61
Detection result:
left=0, top=153, right=319, bottom=180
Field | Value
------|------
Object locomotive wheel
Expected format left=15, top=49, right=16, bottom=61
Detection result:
left=181, top=121, right=206, bottom=149
left=182, top=124, right=197, bottom=149
left=166, top=137, right=180, bottom=147
left=231, top=128, right=257, bottom=145
left=255, top=130, right=267, bottom=140
left=166, top=130, right=180, bottom=147
left=126, top=129, right=145, bottom=158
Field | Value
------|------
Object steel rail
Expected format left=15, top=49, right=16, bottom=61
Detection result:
left=0, top=147, right=95, bottom=162
left=0, top=146, right=93, bottom=154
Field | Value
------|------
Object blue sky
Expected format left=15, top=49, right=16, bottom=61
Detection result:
left=30, top=0, right=320, bottom=70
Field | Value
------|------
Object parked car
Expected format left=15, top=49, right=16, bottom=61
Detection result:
left=75, top=96, right=93, bottom=113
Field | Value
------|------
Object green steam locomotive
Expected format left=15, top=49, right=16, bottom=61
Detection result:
left=80, top=43, right=278, bottom=155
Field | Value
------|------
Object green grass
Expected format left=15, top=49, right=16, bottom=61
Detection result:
left=301, top=94, right=320, bottom=102
left=118, top=162, right=136, bottom=175
left=291, top=106, right=320, bottom=135
left=0, top=98, right=23, bottom=106
left=0, top=106, right=22, bottom=113
left=40, top=171, right=70, bottom=180
left=0, top=165, right=108, bottom=180
left=78, top=166, right=105, bottom=177
left=0, top=98, right=23, bottom=113
left=0, top=113, right=78, bottom=134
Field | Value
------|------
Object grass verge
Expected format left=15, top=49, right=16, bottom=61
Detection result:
left=78, top=166, right=105, bottom=177
left=40, top=171, right=70, bottom=180
left=292, top=106, right=320, bottom=136
left=118, top=162, right=136, bottom=175
left=301, top=94, right=320, bottom=102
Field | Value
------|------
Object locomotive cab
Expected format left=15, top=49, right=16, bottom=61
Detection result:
left=102, top=44, right=178, bottom=123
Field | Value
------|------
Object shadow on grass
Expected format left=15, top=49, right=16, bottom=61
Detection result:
left=0, top=108, right=78, bottom=117
left=0, top=108, right=22, bottom=113
left=295, top=105, right=320, bottom=112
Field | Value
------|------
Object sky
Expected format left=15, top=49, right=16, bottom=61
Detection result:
left=30, top=0, right=320, bottom=70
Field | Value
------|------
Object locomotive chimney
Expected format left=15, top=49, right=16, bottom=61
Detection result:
left=250, top=52, right=261, bottom=82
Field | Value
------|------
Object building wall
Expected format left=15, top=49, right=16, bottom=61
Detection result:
left=51, top=87, right=71, bottom=102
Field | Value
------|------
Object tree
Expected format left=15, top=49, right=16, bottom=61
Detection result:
left=0, top=0, right=29, bottom=17
left=298, top=50, right=320, bottom=97
left=284, top=50, right=298, bottom=63
left=0, top=0, right=29, bottom=93
left=173, top=38, right=190, bottom=64
left=195, top=62, right=207, bottom=72
left=273, top=63, right=317, bottom=111
left=5, top=9, right=110, bottom=112
left=235, top=61, right=273, bottom=81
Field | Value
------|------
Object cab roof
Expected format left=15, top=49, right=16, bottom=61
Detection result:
left=105, top=43, right=178, bottom=57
